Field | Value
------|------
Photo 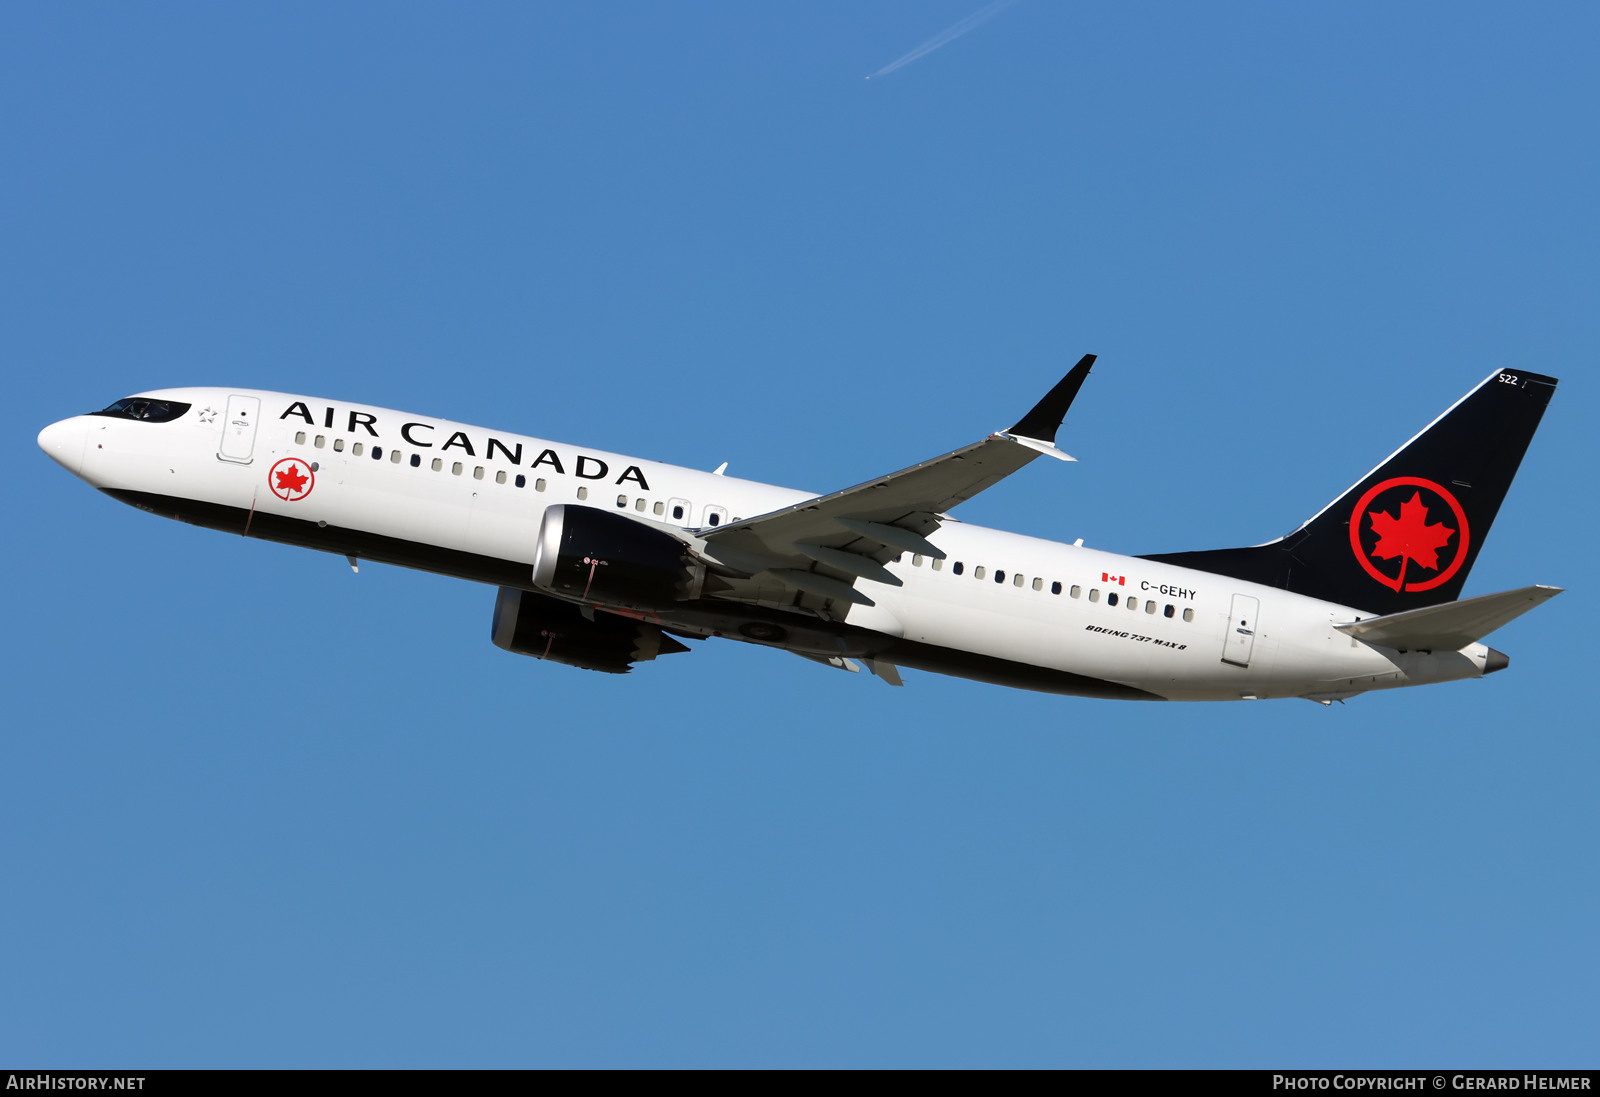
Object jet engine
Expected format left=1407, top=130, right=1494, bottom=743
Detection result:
left=531, top=504, right=704, bottom=607
left=491, top=587, right=691, bottom=674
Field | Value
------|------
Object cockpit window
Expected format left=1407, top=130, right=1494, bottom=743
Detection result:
left=91, top=398, right=191, bottom=423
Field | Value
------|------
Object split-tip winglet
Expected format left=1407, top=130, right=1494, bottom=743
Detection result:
left=1007, top=354, right=1095, bottom=445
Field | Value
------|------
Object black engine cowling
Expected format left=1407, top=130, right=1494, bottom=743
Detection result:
left=531, top=504, right=703, bottom=608
left=491, top=587, right=691, bottom=674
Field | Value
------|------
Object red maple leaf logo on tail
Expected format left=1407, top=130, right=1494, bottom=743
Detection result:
left=275, top=463, right=309, bottom=495
left=1366, top=491, right=1455, bottom=591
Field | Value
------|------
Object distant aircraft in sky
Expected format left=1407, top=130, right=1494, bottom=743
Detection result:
left=868, top=0, right=1018, bottom=79
left=38, top=360, right=1560, bottom=703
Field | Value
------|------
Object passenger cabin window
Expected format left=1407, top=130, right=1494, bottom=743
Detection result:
left=1031, top=577, right=1042, bottom=591
left=932, top=558, right=944, bottom=571
left=91, top=398, right=191, bottom=423
left=1182, top=608, right=1194, bottom=622
left=431, top=457, right=443, bottom=471
left=333, top=438, right=345, bottom=452
left=371, top=446, right=382, bottom=460
left=993, top=570, right=1004, bottom=584
left=577, top=486, right=588, bottom=500
left=974, top=566, right=986, bottom=580
left=352, top=442, right=364, bottom=456
left=410, top=454, right=421, bottom=467
left=1107, top=592, right=1118, bottom=606
left=473, top=466, right=484, bottom=480
left=635, top=498, right=647, bottom=512
left=653, top=501, right=665, bottom=516
left=515, top=474, right=526, bottom=488
left=617, top=494, right=628, bottom=508
left=952, top=562, right=964, bottom=576
left=295, top=431, right=306, bottom=445
left=1067, top=584, right=1078, bottom=598
left=1089, top=589, right=1100, bottom=603
left=704, top=506, right=727, bottom=527
left=1163, top=604, right=1174, bottom=618
left=391, top=450, right=402, bottom=464
left=316, top=436, right=326, bottom=449
left=535, top=478, right=547, bottom=492
left=1146, top=601, right=1158, bottom=614
left=451, top=461, right=463, bottom=476
left=1013, top=573, right=1024, bottom=588
left=495, top=470, right=507, bottom=484
left=913, top=555, right=924, bottom=567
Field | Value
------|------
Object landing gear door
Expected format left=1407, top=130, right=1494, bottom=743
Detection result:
left=218, top=395, right=261, bottom=464
left=1222, top=593, right=1260, bottom=668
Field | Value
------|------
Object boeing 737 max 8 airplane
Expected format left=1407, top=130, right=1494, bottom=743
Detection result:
left=37, top=359, right=1560, bottom=703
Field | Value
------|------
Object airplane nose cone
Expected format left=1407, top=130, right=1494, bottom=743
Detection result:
left=38, top=416, right=89, bottom=476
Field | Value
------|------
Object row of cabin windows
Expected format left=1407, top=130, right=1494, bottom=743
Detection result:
left=613, top=495, right=728, bottom=526
left=907, top=552, right=1196, bottom=622
left=298, top=430, right=548, bottom=487
left=293, top=431, right=726, bottom=525
left=288, top=432, right=1185, bottom=614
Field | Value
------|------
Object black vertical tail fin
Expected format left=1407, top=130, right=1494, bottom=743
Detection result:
left=1142, top=369, right=1559, bottom=615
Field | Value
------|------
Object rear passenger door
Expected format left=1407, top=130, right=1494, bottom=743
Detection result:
left=1222, top=593, right=1260, bottom=667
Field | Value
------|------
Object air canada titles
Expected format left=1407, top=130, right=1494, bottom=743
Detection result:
left=279, top=402, right=651, bottom=490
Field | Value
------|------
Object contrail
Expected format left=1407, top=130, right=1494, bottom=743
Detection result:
left=867, top=0, right=1018, bottom=79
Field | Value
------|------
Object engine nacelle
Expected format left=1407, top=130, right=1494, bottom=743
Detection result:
left=491, top=587, right=691, bottom=674
left=531, top=504, right=704, bottom=608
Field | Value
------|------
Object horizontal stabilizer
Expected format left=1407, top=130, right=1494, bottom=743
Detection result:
left=1335, top=584, right=1562, bottom=651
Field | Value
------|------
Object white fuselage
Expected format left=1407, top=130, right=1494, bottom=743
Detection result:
left=39, top=388, right=1495, bottom=701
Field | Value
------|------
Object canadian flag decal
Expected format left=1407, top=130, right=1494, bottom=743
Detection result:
left=1101, top=572, right=1126, bottom=586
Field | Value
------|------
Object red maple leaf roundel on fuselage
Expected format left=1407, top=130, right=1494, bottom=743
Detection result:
left=276, top=464, right=308, bottom=495
left=267, top=457, right=314, bottom=501
left=1347, top=476, right=1471, bottom=594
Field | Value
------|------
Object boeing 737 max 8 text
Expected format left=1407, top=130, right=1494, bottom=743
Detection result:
left=37, top=358, right=1561, bottom=703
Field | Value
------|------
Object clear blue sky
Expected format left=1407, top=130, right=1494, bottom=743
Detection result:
left=3, top=1, right=1595, bottom=1068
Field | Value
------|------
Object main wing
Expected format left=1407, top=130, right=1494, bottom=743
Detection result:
left=697, top=355, right=1095, bottom=610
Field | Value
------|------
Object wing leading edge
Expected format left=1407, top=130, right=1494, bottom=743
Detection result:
left=698, top=355, right=1095, bottom=608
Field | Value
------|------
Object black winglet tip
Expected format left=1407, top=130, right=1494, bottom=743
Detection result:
left=1007, top=353, right=1098, bottom=444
